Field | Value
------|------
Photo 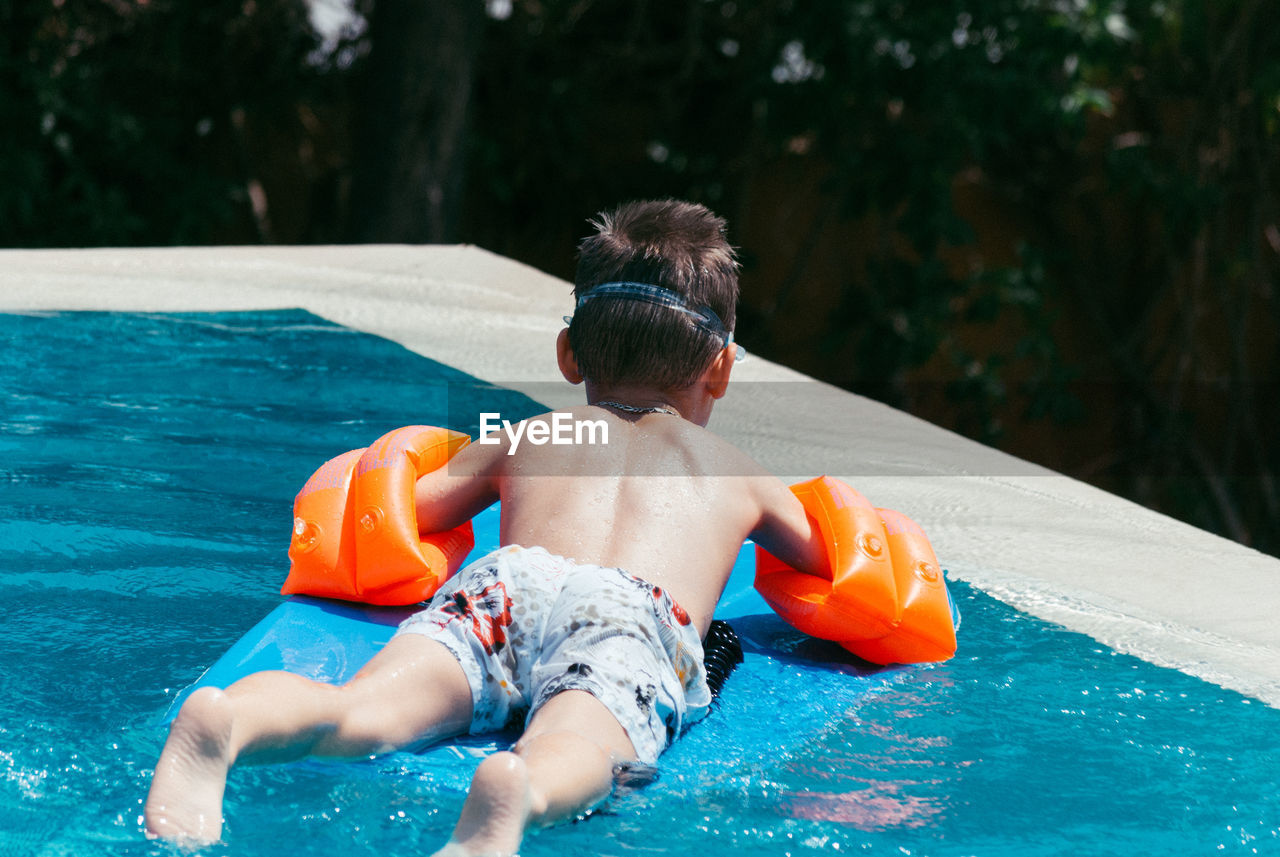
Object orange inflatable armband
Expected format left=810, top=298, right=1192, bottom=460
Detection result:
left=755, top=477, right=901, bottom=643
left=755, top=476, right=957, bottom=665
left=848, top=508, right=956, bottom=664
left=282, top=425, right=474, bottom=605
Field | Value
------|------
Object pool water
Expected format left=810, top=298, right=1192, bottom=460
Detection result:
left=2, top=310, right=1277, bottom=857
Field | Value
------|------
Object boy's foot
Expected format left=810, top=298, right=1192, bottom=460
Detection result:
left=433, top=751, right=533, bottom=857
left=144, top=687, right=235, bottom=843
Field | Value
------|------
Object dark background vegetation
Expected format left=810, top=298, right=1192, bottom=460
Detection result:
left=4, top=0, right=1277, bottom=557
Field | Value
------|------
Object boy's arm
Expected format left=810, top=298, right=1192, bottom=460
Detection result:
left=413, top=437, right=503, bottom=534
left=747, top=476, right=829, bottom=576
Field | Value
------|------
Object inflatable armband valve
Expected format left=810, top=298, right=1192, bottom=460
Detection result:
left=282, top=425, right=475, bottom=605
left=842, top=508, right=957, bottom=664
left=755, top=476, right=901, bottom=644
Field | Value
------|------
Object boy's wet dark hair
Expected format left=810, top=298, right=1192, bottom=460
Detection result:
left=569, top=200, right=740, bottom=391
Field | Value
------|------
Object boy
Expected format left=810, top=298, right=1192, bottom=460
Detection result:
left=145, top=199, right=826, bottom=855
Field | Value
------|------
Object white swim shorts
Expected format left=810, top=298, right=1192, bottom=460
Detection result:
left=393, top=545, right=712, bottom=764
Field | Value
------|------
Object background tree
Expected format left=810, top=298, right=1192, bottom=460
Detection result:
left=346, top=0, right=484, bottom=242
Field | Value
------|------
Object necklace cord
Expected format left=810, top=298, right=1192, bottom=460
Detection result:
left=596, top=400, right=679, bottom=417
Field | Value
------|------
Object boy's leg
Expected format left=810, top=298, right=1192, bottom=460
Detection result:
left=439, top=689, right=636, bottom=857
left=145, top=634, right=473, bottom=843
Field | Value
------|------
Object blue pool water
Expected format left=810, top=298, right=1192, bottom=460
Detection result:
left=3, top=310, right=1278, bottom=856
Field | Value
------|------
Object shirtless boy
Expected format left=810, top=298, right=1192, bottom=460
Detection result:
left=145, top=199, right=826, bottom=855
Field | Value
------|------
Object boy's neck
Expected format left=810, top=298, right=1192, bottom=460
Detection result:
left=584, top=382, right=714, bottom=427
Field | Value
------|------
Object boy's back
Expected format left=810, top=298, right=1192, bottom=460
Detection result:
left=417, top=403, right=807, bottom=634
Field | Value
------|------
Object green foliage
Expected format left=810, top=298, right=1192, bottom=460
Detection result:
left=465, top=0, right=1127, bottom=389
left=0, top=0, right=322, bottom=246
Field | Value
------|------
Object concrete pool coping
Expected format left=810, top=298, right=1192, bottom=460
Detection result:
left=5, top=243, right=1279, bottom=707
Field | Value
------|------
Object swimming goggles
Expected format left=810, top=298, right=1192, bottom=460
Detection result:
left=564, top=281, right=746, bottom=361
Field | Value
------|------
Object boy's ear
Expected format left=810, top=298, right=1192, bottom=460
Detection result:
left=557, top=328, right=584, bottom=385
left=703, top=343, right=737, bottom=399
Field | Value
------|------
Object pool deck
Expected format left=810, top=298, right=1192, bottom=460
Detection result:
left=5, top=244, right=1279, bottom=707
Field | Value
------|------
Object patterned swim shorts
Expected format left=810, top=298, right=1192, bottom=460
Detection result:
left=393, top=545, right=712, bottom=764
